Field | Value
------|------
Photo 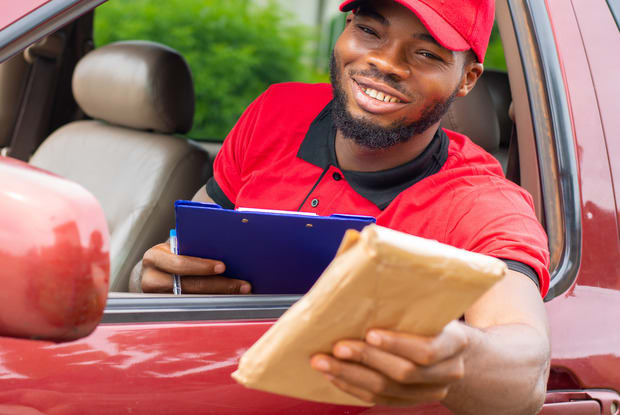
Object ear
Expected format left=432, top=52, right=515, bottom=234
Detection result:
left=457, top=62, right=484, bottom=97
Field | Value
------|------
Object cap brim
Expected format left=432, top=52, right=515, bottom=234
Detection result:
left=339, top=0, right=470, bottom=53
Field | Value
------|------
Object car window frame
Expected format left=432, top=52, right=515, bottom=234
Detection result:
left=0, top=0, right=106, bottom=63
left=100, top=0, right=583, bottom=325
left=500, top=0, right=582, bottom=301
left=103, top=293, right=298, bottom=323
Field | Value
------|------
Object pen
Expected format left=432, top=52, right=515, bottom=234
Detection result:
left=169, top=229, right=182, bottom=295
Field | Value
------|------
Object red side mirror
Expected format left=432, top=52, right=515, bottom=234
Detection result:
left=0, top=156, right=109, bottom=341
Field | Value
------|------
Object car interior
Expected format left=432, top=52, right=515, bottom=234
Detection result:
left=0, top=3, right=554, bottom=294
left=29, top=40, right=210, bottom=291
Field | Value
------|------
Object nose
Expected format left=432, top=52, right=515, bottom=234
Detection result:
left=365, top=42, right=411, bottom=81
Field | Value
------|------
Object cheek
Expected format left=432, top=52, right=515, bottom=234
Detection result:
left=334, top=30, right=369, bottom=68
left=410, top=71, right=461, bottom=102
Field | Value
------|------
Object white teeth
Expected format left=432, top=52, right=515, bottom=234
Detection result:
left=363, top=87, right=401, bottom=103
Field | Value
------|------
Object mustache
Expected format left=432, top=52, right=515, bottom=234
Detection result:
left=348, top=67, right=412, bottom=98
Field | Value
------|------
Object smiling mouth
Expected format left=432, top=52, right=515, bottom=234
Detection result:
left=361, top=86, right=402, bottom=103
left=352, top=78, right=407, bottom=104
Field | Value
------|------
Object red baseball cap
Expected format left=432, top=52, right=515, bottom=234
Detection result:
left=339, top=0, right=495, bottom=63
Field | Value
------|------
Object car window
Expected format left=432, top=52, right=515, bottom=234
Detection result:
left=3, top=0, right=573, bottom=310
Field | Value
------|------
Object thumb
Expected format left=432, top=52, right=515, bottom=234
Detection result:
left=180, top=275, right=252, bottom=294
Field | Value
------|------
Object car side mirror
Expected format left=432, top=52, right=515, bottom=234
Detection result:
left=0, top=156, right=109, bottom=342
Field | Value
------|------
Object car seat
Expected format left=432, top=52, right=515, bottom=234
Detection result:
left=29, top=40, right=210, bottom=291
left=441, top=69, right=513, bottom=171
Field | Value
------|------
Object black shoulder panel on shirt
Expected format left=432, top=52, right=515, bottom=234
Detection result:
left=501, top=259, right=540, bottom=291
left=206, top=177, right=235, bottom=210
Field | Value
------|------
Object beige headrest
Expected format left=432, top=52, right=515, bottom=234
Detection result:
left=72, top=41, right=194, bottom=133
left=442, top=71, right=500, bottom=153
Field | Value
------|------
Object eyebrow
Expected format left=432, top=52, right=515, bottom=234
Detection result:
left=354, top=7, right=389, bottom=26
left=413, top=33, right=442, bottom=48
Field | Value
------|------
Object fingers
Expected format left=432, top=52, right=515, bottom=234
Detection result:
left=365, top=321, right=468, bottom=366
left=140, top=242, right=252, bottom=294
left=143, top=242, right=226, bottom=276
left=311, top=353, right=449, bottom=404
left=310, top=322, right=469, bottom=406
left=141, top=268, right=252, bottom=294
left=328, top=373, right=422, bottom=407
left=141, top=267, right=176, bottom=293
left=181, top=276, right=252, bottom=294
left=331, top=340, right=465, bottom=385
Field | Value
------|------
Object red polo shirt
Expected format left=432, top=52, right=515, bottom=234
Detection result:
left=207, top=82, right=550, bottom=296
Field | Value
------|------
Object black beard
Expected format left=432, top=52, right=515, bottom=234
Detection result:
left=330, top=53, right=457, bottom=150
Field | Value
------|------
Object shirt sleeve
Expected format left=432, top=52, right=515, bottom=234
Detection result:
left=445, top=177, right=551, bottom=297
left=502, top=259, right=540, bottom=290
left=207, top=88, right=272, bottom=208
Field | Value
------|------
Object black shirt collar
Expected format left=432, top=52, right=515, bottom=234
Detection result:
left=297, top=100, right=449, bottom=210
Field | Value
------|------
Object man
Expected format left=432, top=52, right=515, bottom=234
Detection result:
left=136, top=0, right=551, bottom=413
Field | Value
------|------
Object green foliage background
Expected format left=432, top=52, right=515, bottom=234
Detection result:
left=95, top=0, right=506, bottom=140
left=485, top=25, right=507, bottom=71
left=95, top=0, right=317, bottom=140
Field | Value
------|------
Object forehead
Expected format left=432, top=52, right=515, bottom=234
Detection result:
left=354, top=1, right=430, bottom=34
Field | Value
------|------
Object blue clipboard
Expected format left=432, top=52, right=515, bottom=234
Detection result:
left=174, top=201, right=376, bottom=294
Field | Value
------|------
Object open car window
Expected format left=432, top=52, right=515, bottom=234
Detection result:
left=99, top=0, right=580, bottom=325
left=1, top=0, right=582, bottom=322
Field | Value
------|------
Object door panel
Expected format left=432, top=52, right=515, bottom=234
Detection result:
left=0, top=321, right=373, bottom=414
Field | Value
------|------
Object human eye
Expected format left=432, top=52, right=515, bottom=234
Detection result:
left=418, top=50, right=440, bottom=60
left=413, top=49, right=449, bottom=65
left=356, top=24, right=378, bottom=37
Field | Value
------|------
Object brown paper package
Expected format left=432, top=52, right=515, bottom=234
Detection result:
left=231, top=224, right=506, bottom=406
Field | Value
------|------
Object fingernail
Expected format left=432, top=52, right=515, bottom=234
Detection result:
left=240, top=283, right=251, bottom=294
left=312, top=358, right=330, bottom=372
left=366, top=331, right=382, bottom=346
left=214, top=263, right=225, bottom=274
left=334, top=345, right=352, bottom=358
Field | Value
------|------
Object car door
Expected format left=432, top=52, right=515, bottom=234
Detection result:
left=516, top=0, right=620, bottom=413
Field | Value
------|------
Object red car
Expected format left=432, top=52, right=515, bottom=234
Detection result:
left=1, top=0, right=619, bottom=413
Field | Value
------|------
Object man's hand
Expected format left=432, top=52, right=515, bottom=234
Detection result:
left=311, top=321, right=468, bottom=407
left=140, top=242, right=252, bottom=294
left=311, top=271, right=550, bottom=414
left=139, top=185, right=252, bottom=294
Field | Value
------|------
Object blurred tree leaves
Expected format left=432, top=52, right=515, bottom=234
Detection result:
left=485, top=24, right=507, bottom=71
left=95, top=0, right=316, bottom=140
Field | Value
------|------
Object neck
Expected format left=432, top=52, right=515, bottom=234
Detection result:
left=335, top=124, right=439, bottom=172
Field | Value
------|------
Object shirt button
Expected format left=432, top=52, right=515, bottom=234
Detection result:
left=333, top=172, right=342, bottom=181
left=311, top=198, right=319, bottom=208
